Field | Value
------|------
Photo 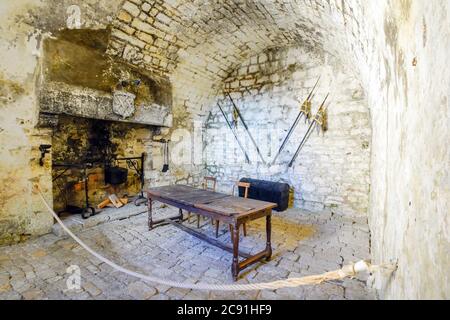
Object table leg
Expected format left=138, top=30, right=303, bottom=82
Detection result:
left=232, top=223, right=240, bottom=281
left=148, top=197, right=153, bottom=230
left=265, top=212, right=272, bottom=261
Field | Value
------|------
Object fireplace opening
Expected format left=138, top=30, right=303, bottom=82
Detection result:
left=51, top=115, right=153, bottom=217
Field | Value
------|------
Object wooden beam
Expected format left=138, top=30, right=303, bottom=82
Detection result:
left=238, top=250, right=270, bottom=270
left=165, top=219, right=251, bottom=259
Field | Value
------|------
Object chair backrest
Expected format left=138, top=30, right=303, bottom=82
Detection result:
left=233, top=181, right=251, bottom=198
left=203, top=176, right=217, bottom=191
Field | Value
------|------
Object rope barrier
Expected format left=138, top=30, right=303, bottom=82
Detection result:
left=35, top=185, right=396, bottom=291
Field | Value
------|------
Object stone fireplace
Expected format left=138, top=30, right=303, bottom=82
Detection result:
left=36, top=28, right=173, bottom=217
left=50, top=116, right=152, bottom=214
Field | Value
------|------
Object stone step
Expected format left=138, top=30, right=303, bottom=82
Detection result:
left=51, top=202, right=148, bottom=237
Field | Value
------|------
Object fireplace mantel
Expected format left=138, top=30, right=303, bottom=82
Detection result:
left=39, top=81, right=173, bottom=127
left=39, top=31, right=173, bottom=128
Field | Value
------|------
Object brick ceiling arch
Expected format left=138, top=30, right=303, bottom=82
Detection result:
left=106, top=0, right=361, bottom=114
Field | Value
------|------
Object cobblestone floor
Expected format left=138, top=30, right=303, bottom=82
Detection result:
left=0, top=205, right=376, bottom=300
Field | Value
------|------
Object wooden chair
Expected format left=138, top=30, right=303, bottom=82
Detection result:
left=203, top=176, right=217, bottom=191
left=188, top=176, right=217, bottom=227
left=215, top=181, right=251, bottom=239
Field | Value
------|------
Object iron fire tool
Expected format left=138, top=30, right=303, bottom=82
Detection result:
left=39, top=144, right=52, bottom=166
left=217, top=101, right=251, bottom=164
left=111, top=153, right=147, bottom=206
left=153, top=139, right=171, bottom=172
left=270, top=76, right=320, bottom=166
left=226, top=92, right=267, bottom=165
left=162, top=139, right=170, bottom=173
left=52, top=162, right=96, bottom=219
left=288, top=93, right=329, bottom=168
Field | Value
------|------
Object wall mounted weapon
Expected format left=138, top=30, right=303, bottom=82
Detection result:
left=39, top=144, right=52, bottom=166
left=288, top=93, right=329, bottom=168
left=217, top=102, right=251, bottom=164
left=153, top=139, right=171, bottom=172
left=270, top=77, right=320, bottom=166
left=226, top=93, right=267, bottom=165
left=232, top=107, right=239, bottom=129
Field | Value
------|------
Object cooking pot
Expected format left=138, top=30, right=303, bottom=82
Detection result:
left=105, top=166, right=128, bottom=185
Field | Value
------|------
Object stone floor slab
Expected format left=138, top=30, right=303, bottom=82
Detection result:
left=0, top=206, right=376, bottom=300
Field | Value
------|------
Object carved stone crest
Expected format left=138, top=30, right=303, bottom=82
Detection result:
left=112, top=91, right=136, bottom=119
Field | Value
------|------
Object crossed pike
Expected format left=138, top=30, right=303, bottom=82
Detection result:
left=288, top=93, right=329, bottom=168
left=217, top=78, right=328, bottom=167
left=217, top=101, right=251, bottom=164
left=226, top=92, right=267, bottom=165
left=271, top=77, right=321, bottom=166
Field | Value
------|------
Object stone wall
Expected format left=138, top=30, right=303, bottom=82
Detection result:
left=40, top=33, right=173, bottom=127
left=0, top=0, right=134, bottom=245
left=0, top=1, right=52, bottom=245
left=204, top=46, right=371, bottom=216
left=347, top=1, right=450, bottom=299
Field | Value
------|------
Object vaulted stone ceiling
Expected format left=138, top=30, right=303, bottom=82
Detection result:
left=106, top=0, right=363, bottom=114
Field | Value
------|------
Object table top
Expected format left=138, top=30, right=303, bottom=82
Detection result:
left=147, top=185, right=277, bottom=217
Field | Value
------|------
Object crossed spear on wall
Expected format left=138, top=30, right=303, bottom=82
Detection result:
left=217, top=77, right=329, bottom=167
left=273, top=77, right=329, bottom=167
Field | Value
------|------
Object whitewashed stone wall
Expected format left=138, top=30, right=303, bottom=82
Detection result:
left=204, top=47, right=371, bottom=216
left=346, top=1, right=450, bottom=300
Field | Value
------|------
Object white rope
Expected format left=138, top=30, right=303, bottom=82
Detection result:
left=35, top=186, right=395, bottom=291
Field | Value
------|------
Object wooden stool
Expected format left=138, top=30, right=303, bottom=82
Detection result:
left=215, top=181, right=250, bottom=239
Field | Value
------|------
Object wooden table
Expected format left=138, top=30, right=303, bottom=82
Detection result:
left=147, top=185, right=277, bottom=280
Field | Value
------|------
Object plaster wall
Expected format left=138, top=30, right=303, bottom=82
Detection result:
left=351, top=1, right=449, bottom=299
